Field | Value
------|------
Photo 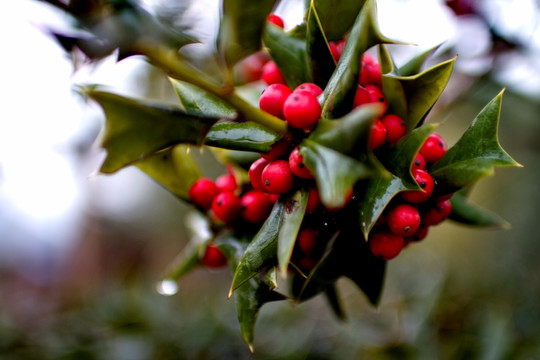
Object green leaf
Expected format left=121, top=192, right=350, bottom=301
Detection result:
left=84, top=86, right=219, bottom=173
left=229, top=200, right=285, bottom=295
left=321, top=0, right=398, bottom=118
left=358, top=124, right=438, bottom=238
left=397, top=43, right=443, bottom=76
left=263, top=23, right=312, bottom=88
left=311, top=0, right=367, bottom=41
left=278, top=189, right=308, bottom=278
left=323, top=284, right=347, bottom=321
left=301, top=139, right=389, bottom=210
left=306, top=1, right=336, bottom=87
left=217, top=0, right=276, bottom=68
left=171, top=80, right=237, bottom=118
left=204, top=121, right=282, bottom=153
left=430, top=90, right=522, bottom=189
left=135, top=145, right=201, bottom=201
left=449, top=191, right=511, bottom=229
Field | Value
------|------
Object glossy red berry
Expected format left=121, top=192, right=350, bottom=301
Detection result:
left=405, top=225, right=429, bottom=243
left=360, top=54, right=382, bottom=86
left=267, top=14, right=284, bottom=28
left=353, top=85, right=370, bottom=108
left=241, top=191, right=273, bottom=223
left=288, top=147, right=313, bottom=179
left=201, top=243, right=227, bottom=268
left=297, top=228, right=318, bottom=255
left=249, top=157, right=269, bottom=192
left=365, top=85, right=388, bottom=114
left=387, top=204, right=421, bottom=237
left=261, top=160, right=295, bottom=194
left=260, top=140, right=290, bottom=161
left=283, top=91, right=321, bottom=129
left=216, top=173, right=237, bottom=193
left=412, top=153, right=426, bottom=172
left=212, top=191, right=242, bottom=223
left=401, top=169, right=435, bottom=203
left=422, top=199, right=452, bottom=226
left=369, top=119, right=387, bottom=150
left=259, top=83, right=292, bottom=118
left=329, top=40, right=346, bottom=62
left=369, top=230, right=404, bottom=260
left=306, top=186, right=320, bottom=214
left=420, top=133, right=447, bottom=163
left=262, top=61, right=287, bottom=86
left=189, top=178, right=220, bottom=210
left=382, top=114, right=406, bottom=143
left=294, top=83, right=323, bottom=97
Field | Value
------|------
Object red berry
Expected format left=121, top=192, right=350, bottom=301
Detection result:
left=369, top=230, right=404, bottom=260
left=201, top=243, right=227, bottom=268
left=353, top=85, right=371, bottom=108
left=329, top=40, right=346, bottom=62
left=249, top=157, right=269, bottom=192
left=401, top=169, right=435, bottom=203
left=236, top=52, right=268, bottom=83
left=283, top=91, right=321, bottom=129
left=241, top=191, right=273, bottom=223
left=212, top=191, right=242, bottom=223
left=387, top=204, right=421, bottom=237
left=267, top=14, right=284, bottom=28
left=422, top=199, right=452, bottom=226
left=412, top=153, right=426, bottom=172
left=260, top=140, right=290, bottom=161
left=288, top=147, right=313, bottom=179
left=306, top=186, right=320, bottom=214
left=297, top=228, right=318, bottom=255
left=216, top=173, right=237, bottom=193
left=262, top=61, right=287, bottom=86
left=294, top=83, right=323, bottom=97
left=261, top=160, right=295, bottom=194
left=420, top=133, right=447, bottom=163
left=189, top=178, right=220, bottom=210
left=365, top=85, right=388, bottom=114
left=405, top=225, right=429, bottom=243
left=259, top=83, right=292, bottom=118
left=382, top=114, right=406, bottom=143
left=268, top=193, right=280, bottom=203
left=369, top=119, right=387, bottom=150
left=360, top=54, right=382, bottom=86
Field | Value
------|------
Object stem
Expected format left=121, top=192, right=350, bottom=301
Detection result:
left=137, top=41, right=289, bottom=134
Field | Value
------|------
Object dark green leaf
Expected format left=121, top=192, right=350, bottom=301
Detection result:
left=311, top=0, right=366, bottom=41
left=449, top=191, right=511, bottom=229
left=322, top=0, right=398, bottom=118
left=430, top=90, right=522, bottom=189
left=84, top=86, right=219, bottom=173
left=204, top=121, right=282, bottom=153
left=306, top=1, right=336, bottom=87
left=171, top=80, right=237, bottom=118
left=218, top=0, right=276, bottom=68
left=230, top=200, right=285, bottom=295
left=263, top=23, right=312, bottom=88
left=301, top=139, right=389, bottom=210
left=398, top=43, right=442, bottom=76
left=135, top=145, right=201, bottom=201
left=278, top=189, right=308, bottom=278
left=323, top=284, right=347, bottom=321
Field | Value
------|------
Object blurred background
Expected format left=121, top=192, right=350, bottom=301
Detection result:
left=0, top=0, right=539, bottom=359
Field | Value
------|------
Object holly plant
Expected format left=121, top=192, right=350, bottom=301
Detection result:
left=42, top=0, right=521, bottom=351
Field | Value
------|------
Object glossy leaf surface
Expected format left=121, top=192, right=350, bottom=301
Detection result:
left=311, top=0, right=366, bottom=41
left=306, top=1, right=336, bottom=87
left=449, top=191, right=511, bottom=229
left=171, top=80, right=237, bottom=118
left=204, top=121, right=282, bottom=153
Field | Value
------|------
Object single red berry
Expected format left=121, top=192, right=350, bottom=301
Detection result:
left=422, top=199, right=452, bottom=226
left=369, top=119, right=387, bottom=150
left=249, top=157, right=269, bottom=192
left=353, top=85, right=371, bottom=108
left=329, top=40, right=346, bottom=62
left=260, top=139, right=290, bottom=161
left=283, top=91, right=321, bottom=129
left=401, top=169, right=435, bottom=203
left=294, top=83, right=323, bottom=97
left=288, top=147, right=313, bottom=179
left=420, top=133, right=447, bottom=163
left=382, top=114, right=406, bottom=143
left=236, top=52, right=268, bottom=83
left=261, top=160, right=295, bottom=194
left=360, top=55, right=382, bottom=86
left=262, top=61, right=287, bottom=86
left=267, top=13, right=284, bottom=28
left=241, top=190, right=273, bottom=223
left=189, top=178, right=220, bottom=210
left=216, top=173, right=237, bottom=193
left=268, top=193, right=280, bottom=203
left=369, top=230, right=404, bottom=260
left=436, top=192, right=455, bottom=202
left=259, top=83, right=292, bottom=118
left=405, top=225, right=429, bottom=243
left=297, top=228, right=318, bottom=255
left=387, top=204, right=421, bottom=237
left=412, top=153, right=426, bottom=172
left=212, top=191, right=242, bottom=223
left=365, top=85, right=388, bottom=114
left=201, top=243, right=227, bottom=268
left=306, top=186, right=320, bottom=214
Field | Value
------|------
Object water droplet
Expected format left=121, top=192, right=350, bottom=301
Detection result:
left=156, top=279, right=178, bottom=296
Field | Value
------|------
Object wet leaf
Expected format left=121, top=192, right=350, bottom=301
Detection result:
left=204, top=121, right=282, bottom=153
left=306, top=1, right=336, bottom=87
left=171, top=80, right=237, bottom=118
left=311, top=0, right=366, bottom=41
left=449, top=191, right=511, bottom=229
left=430, top=90, right=522, bottom=189
left=278, top=189, right=308, bottom=278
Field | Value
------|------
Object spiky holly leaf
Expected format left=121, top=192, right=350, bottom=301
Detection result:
left=311, top=0, right=367, bottom=41
left=430, top=90, right=522, bottom=189
left=306, top=0, right=336, bottom=87
left=449, top=190, right=511, bottom=229
left=135, top=145, right=201, bottom=201
left=217, top=0, right=276, bottom=68
left=204, top=121, right=282, bottom=153
left=263, top=23, right=312, bottom=88
left=397, top=43, right=443, bottom=76
left=321, top=0, right=398, bottom=118
left=171, top=80, right=237, bottom=118
left=84, top=86, right=220, bottom=173
left=358, top=124, right=438, bottom=239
